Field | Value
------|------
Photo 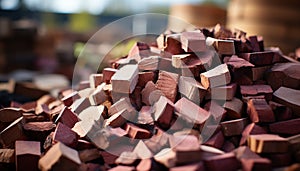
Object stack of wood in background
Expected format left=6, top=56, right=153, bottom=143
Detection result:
left=0, top=24, right=300, bottom=171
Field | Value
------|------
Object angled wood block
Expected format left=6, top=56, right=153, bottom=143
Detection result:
left=20, top=101, right=37, bottom=113
left=204, top=101, right=226, bottom=122
left=70, top=97, right=91, bottom=115
left=0, top=108, right=22, bottom=123
left=89, top=73, right=103, bottom=89
left=248, top=36, right=261, bottom=52
left=141, top=81, right=163, bottom=106
left=137, top=106, right=154, bottom=125
left=61, top=91, right=80, bottom=107
left=240, top=123, right=267, bottom=146
left=88, top=83, right=107, bottom=106
left=247, top=98, right=275, bottom=123
left=175, top=97, right=210, bottom=124
left=207, top=83, right=237, bottom=101
left=154, top=96, right=174, bottom=129
left=273, top=87, right=300, bottom=116
left=203, top=129, right=225, bottom=150
left=23, top=121, right=55, bottom=141
left=144, top=127, right=169, bottom=154
left=55, top=106, right=79, bottom=128
left=102, top=68, right=118, bottom=84
left=78, top=148, right=101, bottom=163
left=35, top=104, right=50, bottom=116
left=154, top=148, right=176, bottom=168
left=220, top=118, right=248, bottom=137
left=266, top=63, right=300, bottom=90
left=133, top=140, right=153, bottom=159
left=224, top=55, right=254, bottom=69
left=170, top=162, right=204, bottom=171
left=77, top=81, right=90, bottom=91
left=111, top=65, right=139, bottom=94
left=200, top=64, right=231, bottom=89
left=269, top=118, right=300, bottom=135
left=247, top=134, right=289, bottom=153
left=223, top=97, right=243, bottom=119
left=206, top=37, right=235, bottom=55
left=38, top=142, right=81, bottom=171
left=263, top=153, right=292, bottom=168
left=156, top=70, right=179, bottom=103
left=0, top=117, right=26, bottom=148
left=109, top=97, right=135, bottom=117
left=240, top=85, right=273, bottom=101
left=269, top=101, right=293, bottom=121
left=53, top=123, right=79, bottom=148
left=128, top=42, right=150, bottom=62
left=251, top=65, right=271, bottom=81
left=164, top=33, right=185, bottom=56
left=105, top=109, right=132, bottom=128
left=204, top=152, right=240, bottom=171
left=137, top=71, right=155, bottom=88
left=179, top=76, right=207, bottom=104
left=181, top=31, right=206, bottom=52
left=15, top=140, right=41, bottom=171
left=125, top=123, right=152, bottom=139
left=222, top=140, right=236, bottom=152
left=137, top=56, right=160, bottom=71
left=239, top=51, right=274, bottom=66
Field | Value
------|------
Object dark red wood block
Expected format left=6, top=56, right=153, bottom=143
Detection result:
left=15, top=140, right=40, bottom=171
left=108, top=165, right=135, bottom=171
left=203, top=129, right=225, bottom=150
left=137, top=71, right=155, bottom=88
left=53, top=123, right=79, bottom=148
left=247, top=98, right=275, bottom=123
left=247, top=134, right=289, bottom=153
left=263, top=153, right=292, bottom=168
left=164, top=33, right=185, bottom=56
left=0, top=108, right=23, bottom=122
left=240, top=123, right=267, bottom=146
left=20, top=101, right=37, bottom=113
left=240, top=85, right=273, bottom=101
left=269, top=101, right=293, bottom=121
left=61, top=91, right=80, bottom=107
left=269, top=118, right=300, bottom=135
left=89, top=73, right=103, bottom=89
left=220, top=118, right=248, bottom=137
left=273, top=87, right=300, bottom=117
left=170, top=162, right=204, bottom=171
left=128, top=42, right=150, bottom=62
left=124, top=123, right=152, bottom=139
left=102, top=68, right=118, bottom=84
left=239, top=51, right=274, bottom=66
left=204, top=152, right=240, bottom=171
left=0, top=117, right=26, bottom=148
left=156, top=70, right=179, bottom=103
left=55, top=106, right=79, bottom=128
left=180, top=31, right=206, bottom=52
left=154, top=96, right=174, bottom=129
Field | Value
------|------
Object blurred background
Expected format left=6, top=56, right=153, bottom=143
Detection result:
left=0, top=0, right=299, bottom=85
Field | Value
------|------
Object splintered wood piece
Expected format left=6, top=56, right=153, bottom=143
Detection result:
left=273, top=87, right=300, bottom=116
left=38, top=142, right=81, bottom=171
left=102, top=68, right=118, bottom=84
left=53, top=123, right=79, bottom=148
left=154, top=96, right=174, bottom=129
left=204, top=152, right=240, bottom=171
left=0, top=149, right=15, bottom=163
left=138, top=56, right=160, bottom=71
left=200, top=64, right=231, bottom=89
left=239, top=51, right=274, bottom=66
left=164, top=33, right=185, bottom=56
left=55, top=106, right=79, bottom=128
left=125, top=123, right=152, bottom=139
left=156, top=70, right=179, bottom=103
left=206, top=37, right=235, bottom=55
left=240, top=123, right=267, bottom=146
left=266, top=63, right=300, bottom=90
left=222, top=97, right=243, bottom=119
left=89, top=73, right=103, bottom=89
left=269, top=118, right=300, bottom=135
left=61, top=91, right=80, bottom=107
left=0, top=117, right=26, bottom=148
left=172, top=54, right=194, bottom=68
left=15, top=141, right=41, bottom=171
left=133, top=140, right=153, bottom=159
left=137, top=71, right=155, bottom=88
left=181, top=31, right=206, bottom=52
left=179, top=76, right=207, bottom=104
left=111, top=65, right=139, bottom=94
left=175, top=97, right=210, bottom=124
left=240, top=85, right=273, bottom=101
left=207, top=83, right=237, bottom=101
left=128, top=42, right=150, bottom=62
left=0, top=108, right=22, bottom=122
left=220, top=118, right=248, bottom=137
left=247, top=98, right=275, bottom=123
left=109, top=97, right=135, bottom=117
left=88, top=83, right=107, bottom=106
left=247, top=134, right=289, bottom=153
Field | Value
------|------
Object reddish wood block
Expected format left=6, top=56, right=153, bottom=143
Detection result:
left=55, top=106, right=79, bottom=128
left=204, top=101, right=226, bottom=122
left=239, top=51, right=274, bottom=66
left=77, top=81, right=90, bottom=91
left=207, top=83, right=237, bottom=101
left=269, top=101, right=293, bottom=121
left=137, top=106, right=154, bottom=125
left=223, top=97, right=243, bottom=119
left=203, top=129, right=225, bottom=150
left=164, top=33, right=185, bottom=56
left=137, top=56, right=159, bottom=71
left=61, top=91, right=80, bottom=107
left=88, top=83, right=107, bottom=106
left=200, top=64, right=231, bottom=89
left=251, top=65, right=271, bottom=81
left=0, top=108, right=23, bottom=123
left=53, top=123, right=79, bottom=148
left=154, top=96, right=174, bottom=129
left=213, top=24, right=233, bottom=39
left=220, top=118, right=248, bottom=137
left=0, top=117, right=26, bottom=148
left=181, top=31, right=206, bottom=52
left=103, top=68, right=118, bottom=84
left=240, top=85, right=273, bottom=101
left=105, top=109, right=132, bottom=128
left=38, top=142, right=81, bottom=171
left=20, top=101, right=37, bottom=113
left=89, top=73, right=103, bottom=89
left=170, top=162, right=204, bottom=171
left=178, top=76, right=207, bottom=104
left=240, top=123, right=267, bottom=146
left=269, top=118, right=300, bottom=135
left=15, top=141, right=40, bottom=171
left=206, top=37, right=235, bottom=55
left=109, top=97, right=135, bottom=117
left=70, top=97, right=91, bottom=115
left=125, top=123, right=152, bottom=139
left=248, top=36, right=261, bottom=52
left=128, top=42, right=150, bottom=62
left=224, top=55, right=254, bottom=69
left=273, top=87, right=300, bottom=117
left=78, top=148, right=101, bottom=163
left=137, top=71, right=155, bottom=88
left=247, top=134, right=289, bottom=153
left=23, top=121, right=55, bottom=142
left=0, top=149, right=15, bottom=163
left=136, top=158, right=167, bottom=171
left=35, top=104, right=51, bottom=116
left=247, top=98, right=275, bottom=123
left=141, top=81, right=163, bottom=106
left=156, top=70, right=179, bottom=103
left=263, top=153, right=292, bottom=168
left=204, top=152, right=240, bottom=171
left=175, top=97, right=210, bottom=124
left=111, top=65, right=139, bottom=94
left=144, top=128, right=169, bottom=154
left=240, top=158, right=271, bottom=171
left=222, top=141, right=236, bottom=152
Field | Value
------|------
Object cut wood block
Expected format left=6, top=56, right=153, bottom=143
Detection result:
left=206, top=37, right=235, bottom=55
left=137, top=56, right=159, bottom=71
left=124, top=123, right=152, bottom=139
left=164, top=33, right=185, bottom=56
left=287, top=134, right=300, bottom=152
left=269, top=118, right=300, bottom=135
left=170, top=162, right=204, bottom=171
left=222, top=97, right=243, bottom=119
left=239, top=51, right=274, bottom=66
left=61, top=91, right=80, bottom=107
left=200, top=64, right=231, bottom=89
left=263, top=153, right=292, bottom=168
left=102, top=68, right=118, bottom=84
left=38, top=142, right=81, bottom=171
left=89, top=73, right=103, bottom=89
left=141, top=81, right=158, bottom=106
left=240, top=85, right=273, bottom=101
left=266, top=63, right=300, bottom=90
left=207, top=83, right=237, bottom=101
left=137, top=71, right=155, bottom=88
left=128, top=42, right=150, bottom=62
left=154, top=96, right=174, bottom=129
left=144, top=127, right=169, bottom=154
left=175, top=97, right=210, bottom=124
left=111, top=65, right=139, bottom=94
left=222, top=141, right=236, bottom=152
left=0, top=108, right=22, bottom=122
left=181, top=31, right=206, bottom=52
left=172, top=54, right=194, bottom=68
left=204, top=152, right=240, bottom=171
left=220, top=118, right=248, bottom=137
left=70, top=97, right=91, bottom=115
left=0, top=149, right=15, bottom=163
left=247, top=134, right=289, bottom=153
left=78, top=87, right=94, bottom=98
left=15, top=140, right=40, bottom=171
left=273, top=87, right=300, bottom=116
left=88, top=83, right=107, bottom=106
left=112, top=57, right=137, bottom=69
left=53, top=123, right=79, bottom=148
left=78, top=148, right=101, bottom=163
left=248, top=36, right=261, bottom=52
left=269, top=101, right=293, bottom=121
left=240, top=123, right=267, bottom=146
left=156, top=70, right=179, bottom=103
left=178, top=76, right=207, bottom=104
left=23, top=121, right=55, bottom=141
left=0, top=117, right=25, bottom=148
left=154, top=148, right=176, bottom=168
left=35, top=104, right=50, bottom=116
left=20, top=101, right=37, bottom=113
left=137, top=106, right=154, bottom=125
left=109, top=97, right=135, bottom=117
left=105, top=109, right=132, bottom=128
left=247, top=98, right=275, bottom=123
left=251, top=65, right=271, bottom=81
left=203, top=129, right=225, bottom=150
left=224, top=55, right=255, bottom=69
left=204, top=101, right=226, bottom=122
left=54, top=106, right=79, bottom=128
